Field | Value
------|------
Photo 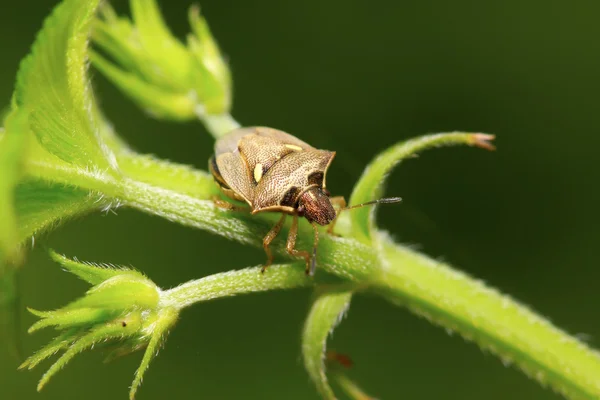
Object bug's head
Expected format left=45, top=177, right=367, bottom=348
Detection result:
left=297, top=187, right=336, bottom=226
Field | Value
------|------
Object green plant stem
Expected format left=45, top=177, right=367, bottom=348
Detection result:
left=374, top=232, right=600, bottom=400
left=120, top=177, right=380, bottom=281
left=197, top=112, right=240, bottom=138
left=22, top=142, right=600, bottom=399
left=160, top=264, right=313, bottom=309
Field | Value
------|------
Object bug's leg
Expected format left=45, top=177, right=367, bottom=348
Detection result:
left=261, top=214, right=287, bottom=273
left=327, top=196, right=347, bottom=235
left=211, top=196, right=249, bottom=212
left=286, top=215, right=312, bottom=274
left=309, top=221, right=320, bottom=276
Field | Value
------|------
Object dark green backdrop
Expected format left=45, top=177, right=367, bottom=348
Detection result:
left=2, top=1, right=599, bottom=399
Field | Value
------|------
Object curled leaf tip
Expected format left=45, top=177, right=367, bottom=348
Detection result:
left=303, top=288, right=354, bottom=400
left=470, top=133, right=496, bottom=151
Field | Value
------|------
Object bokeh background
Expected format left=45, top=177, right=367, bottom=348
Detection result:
left=1, top=1, right=599, bottom=399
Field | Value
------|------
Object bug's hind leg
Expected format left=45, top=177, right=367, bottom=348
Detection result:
left=261, top=214, right=287, bottom=273
left=286, top=215, right=312, bottom=274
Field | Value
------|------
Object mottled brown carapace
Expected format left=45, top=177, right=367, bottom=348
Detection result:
left=210, top=126, right=401, bottom=275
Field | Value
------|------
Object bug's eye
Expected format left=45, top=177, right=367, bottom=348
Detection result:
left=307, top=171, right=324, bottom=186
left=323, top=188, right=331, bottom=197
left=281, top=186, right=300, bottom=207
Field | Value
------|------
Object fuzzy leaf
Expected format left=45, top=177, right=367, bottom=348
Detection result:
left=24, top=252, right=178, bottom=399
left=130, top=307, right=178, bottom=400
left=92, top=0, right=232, bottom=123
left=187, top=5, right=232, bottom=114
left=36, top=312, right=144, bottom=391
left=332, top=372, right=379, bottom=400
left=302, top=287, right=354, bottom=400
left=0, top=110, right=29, bottom=264
left=90, top=51, right=196, bottom=120
left=14, top=0, right=117, bottom=171
left=129, top=0, right=191, bottom=83
left=349, top=132, right=495, bottom=243
left=117, top=152, right=217, bottom=199
left=50, top=249, right=135, bottom=285
left=14, top=180, right=104, bottom=243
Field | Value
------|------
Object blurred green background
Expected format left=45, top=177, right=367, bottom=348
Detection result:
left=2, top=0, right=599, bottom=399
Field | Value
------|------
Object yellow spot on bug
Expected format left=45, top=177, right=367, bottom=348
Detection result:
left=254, top=163, right=263, bottom=182
left=285, top=144, right=303, bottom=151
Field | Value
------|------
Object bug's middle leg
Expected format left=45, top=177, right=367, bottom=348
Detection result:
left=261, top=214, right=287, bottom=273
left=286, top=215, right=312, bottom=274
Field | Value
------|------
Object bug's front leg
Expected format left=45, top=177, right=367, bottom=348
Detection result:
left=261, top=214, right=287, bottom=273
left=286, top=215, right=312, bottom=274
left=327, top=196, right=347, bottom=234
left=211, top=196, right=250, bottom=212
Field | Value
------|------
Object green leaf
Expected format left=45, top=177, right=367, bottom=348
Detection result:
left=0, top=110, right=31, bottom=358
left=89, top=51, right=197, bottom=120
left=302, top=287, right=354, bottom=400
left=332, top=371, right=379, bottom=400
left=130, top=307, right=178, bottom=400
left=49, top=249, right=128, bottom=285
left=348, top=132, right=495, bottom=244
left=14, top=180, right=104, bottom=244
left=0, top=109, right=30, bottom=264
left=14, top=0, right=117, bottom=171
left=36, top=311, right=144, bottom=391
left=23, top=252, right=177, bottom=399
left=129, top=0, right=191, bottom=84
left=92, top=0, right=233, bottom=123
left=117, top=152, right=217, bottom=199
left=187, top=5, right=232, bottom=114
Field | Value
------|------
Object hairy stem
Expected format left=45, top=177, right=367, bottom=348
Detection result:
left=373, top=232, right=600, bottom=400
left=160, top=264, right=314, bottom=309
left=21, top=138, right=600, bottom=399
left=120, top=178, right=380, bottom=282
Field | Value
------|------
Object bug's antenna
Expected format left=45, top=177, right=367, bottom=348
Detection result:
left=327, top=196, right=402, bottom=236
left=342, top=197, right=402, bottom=211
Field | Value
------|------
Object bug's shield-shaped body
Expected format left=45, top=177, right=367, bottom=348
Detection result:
left=210, top=127, right=336, bottom=217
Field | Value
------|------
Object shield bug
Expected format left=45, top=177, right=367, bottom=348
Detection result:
left=209, top=126, right=400, bottom=275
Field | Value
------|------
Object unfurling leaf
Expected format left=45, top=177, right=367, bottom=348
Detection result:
left=349, top=132, right=495, bottom=244
left=14, top=0, right=118, bottom=172
left=0, top=0, right=123, bottom=275
left=22, top=252, right=179, bottom=400
left=92, top=0, right=232, bottom=123
left=302, top=287, right=353, bottom=400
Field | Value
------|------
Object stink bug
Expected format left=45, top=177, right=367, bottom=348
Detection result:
left=209, top=126, right=400, bottom=275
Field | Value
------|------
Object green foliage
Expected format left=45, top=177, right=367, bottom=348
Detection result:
left=302, top=288, right=354, bottom=399
left=21, top=252, right=175, bottom=400
left=15, top=0, right=117, bottom=171
left=3, top=0, right=600, bottom=399
left=348, top=132, right=495, bottom=244
left=0, top=110, right=29, bottom=267
left=92, top=0, right=232, bottom=122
